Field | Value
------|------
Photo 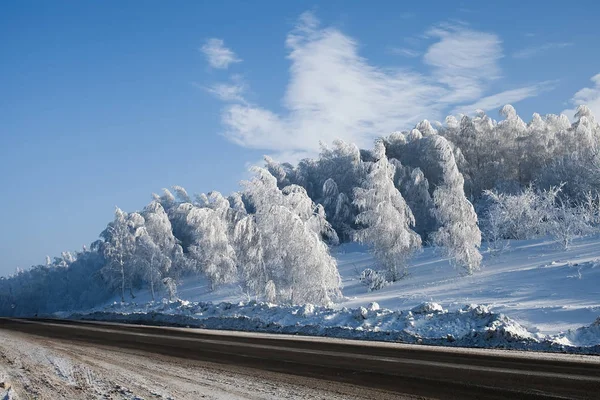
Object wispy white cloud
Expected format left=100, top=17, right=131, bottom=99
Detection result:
left=512, top=42, right=572, bottom=59
left=220, top=13, right=447, bottom=154
left=453, top=81, right=557, bottom=115
left=207, top=12, right=549, bottom=158
left=200, top=75, right=247, bottom=102
left=389, top=47, right=421, bottom=58
left=200, top=38, right=241, bottom=69
left=424, top=24, right=503, bottom=103
left=205, top=83, right=246, bottom=102
left=562, top=73, right=600, bottom=121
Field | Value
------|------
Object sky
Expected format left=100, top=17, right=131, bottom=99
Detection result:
left=1, top=0, right=600, bottom=275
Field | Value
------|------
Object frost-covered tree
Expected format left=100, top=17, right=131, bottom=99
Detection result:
left=321, top=178, right=339, bottom=222
left=426, top=137, right=482, bottom=274
left=142, top=201, right=178, bottom=255
left=484, top=185, right=592, bottom=250
left=353, top=141, right=421, bottom=281
left=385, top=131, right=482, bottom=272
left=233, top=214, right=266, bottom=298
left=548, top=198, right=590, bottom=250
left=242, top=168, right=341, bottom=305
left=396, top=166, right=436, bottom=239
left=172, top=185, right=192, bottom=203
left=431, top=185, right=482, bottom=274
left=333, top=192, right=353, bottom=241
left=135, top=229, right=170, bottom=300
left=162, top=277, right=178, bottom=301
left=186, top=204, right=237, bottom=290
left=100, top=208, right=138, bottom=302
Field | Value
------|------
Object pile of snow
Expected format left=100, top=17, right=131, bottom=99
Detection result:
left=555, top=317, right=600, bottom=350
left=67, top=299, right=599, bottom=353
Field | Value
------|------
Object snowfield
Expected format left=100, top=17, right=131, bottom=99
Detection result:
left=64, top=235, right=600, bottom=354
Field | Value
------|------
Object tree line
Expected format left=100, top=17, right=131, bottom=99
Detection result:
left=1, top=105, right=598, bottom=315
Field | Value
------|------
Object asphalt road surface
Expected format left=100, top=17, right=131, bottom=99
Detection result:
left=0, top=318, right=598, bottom=399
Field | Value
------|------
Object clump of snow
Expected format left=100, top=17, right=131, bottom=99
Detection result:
left=411, top=302, right=444, bottom=314
left=354, top=306, right=368, bottom=320
left=555, top=317, right=600, bottom=350
left=301, top=303, right=315, bottom=317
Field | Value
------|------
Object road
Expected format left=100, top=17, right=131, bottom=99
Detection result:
left=0, top=318, right=598, bottom=399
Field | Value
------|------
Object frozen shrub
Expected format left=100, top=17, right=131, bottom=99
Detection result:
left=359, top=268, right=388, bottom=291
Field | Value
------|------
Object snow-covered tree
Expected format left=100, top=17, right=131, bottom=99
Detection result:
left=100, top=208, right=138, bottom=302
left=233, top=215, right=266, bottom=298
left=242, top=168, right=341, bottom=305
left=548, top=198, right=590, bottom=250
left=353, top=141, right=421, bottom=281
left=142, top=201, right=178, bottom=255
left=186, top=205, right=237, bottom=290
left=397, top=166, right=436, bottom=240
left=431, top=185, right=482, bottom=274
left=484, top=185, right=592, bottom=250
left=135, top=229, right=169, bottom=300
left=426, top=137, right=482, bottom=274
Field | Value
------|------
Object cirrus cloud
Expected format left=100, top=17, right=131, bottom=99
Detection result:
left=201, top=38, right=241, bottom=69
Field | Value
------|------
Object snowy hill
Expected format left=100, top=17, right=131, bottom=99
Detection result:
left=335, top=237, right=600, bottom=336
left=71, top=235, right=600, bottom=353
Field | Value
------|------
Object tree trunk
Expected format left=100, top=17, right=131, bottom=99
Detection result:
left=120, top=262, right=125, bottom=303
left=150, top=256, right=155, bottom=301
left=150, top=273, right=155, bottom=301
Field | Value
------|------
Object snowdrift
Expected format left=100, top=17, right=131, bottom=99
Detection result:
left=66, top=299, right=600, bottom=354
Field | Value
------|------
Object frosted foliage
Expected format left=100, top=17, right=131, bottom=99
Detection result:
left=142, top=201, right=176, bottom=254
left=359, top=268, right=387, bottom=291
left=242, top=168, right=341, bottom=305
left=416, top=120, right=437, bottom=137
left=264, top=155, right=289, bottom=188
left=233, top=215, right=266, bottom=297
left=483, top=187, right=553, bottom=241
left=228, top=192, right=247, bottom=214
left=158, top=189, right=177, bottom=209
left=162, top=277, right=178, bottom=301
left=135, top=229, right=170, bottom=301
left=186, top=207, right=236, bottom=289
left=436, top=104, right=600, bottom=200
left=195, top=193, right=209, bottom=207
left=431, top=186, right=482, bottom=274
left=306, top=204, right=338, bottom=245
left=548, top=199, right=591, bottom=250
left=100, top=208, right=138, bottom=302
left=172, top=186, right=191, bottom=203
left=484, top=186, right=592, bottom=250
left=265, top=280, right=276, bottom=303
left=398, top=167, right=436, bottom=239
left=321, top=178, right=339, bottom=218
left=354, top=142, right=421, bottom=281
left=428, top=138, right=482, bottom=274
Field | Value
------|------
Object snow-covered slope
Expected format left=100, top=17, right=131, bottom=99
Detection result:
left=68, top=235, right=600, bottom=353
left=335, top=237, right=600, bottom=336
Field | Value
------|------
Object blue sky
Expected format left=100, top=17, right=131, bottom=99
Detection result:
left=1, top=0, right=600, bottom=274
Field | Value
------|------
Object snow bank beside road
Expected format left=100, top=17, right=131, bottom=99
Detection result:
left=66, top=300, right=600, bottom=354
